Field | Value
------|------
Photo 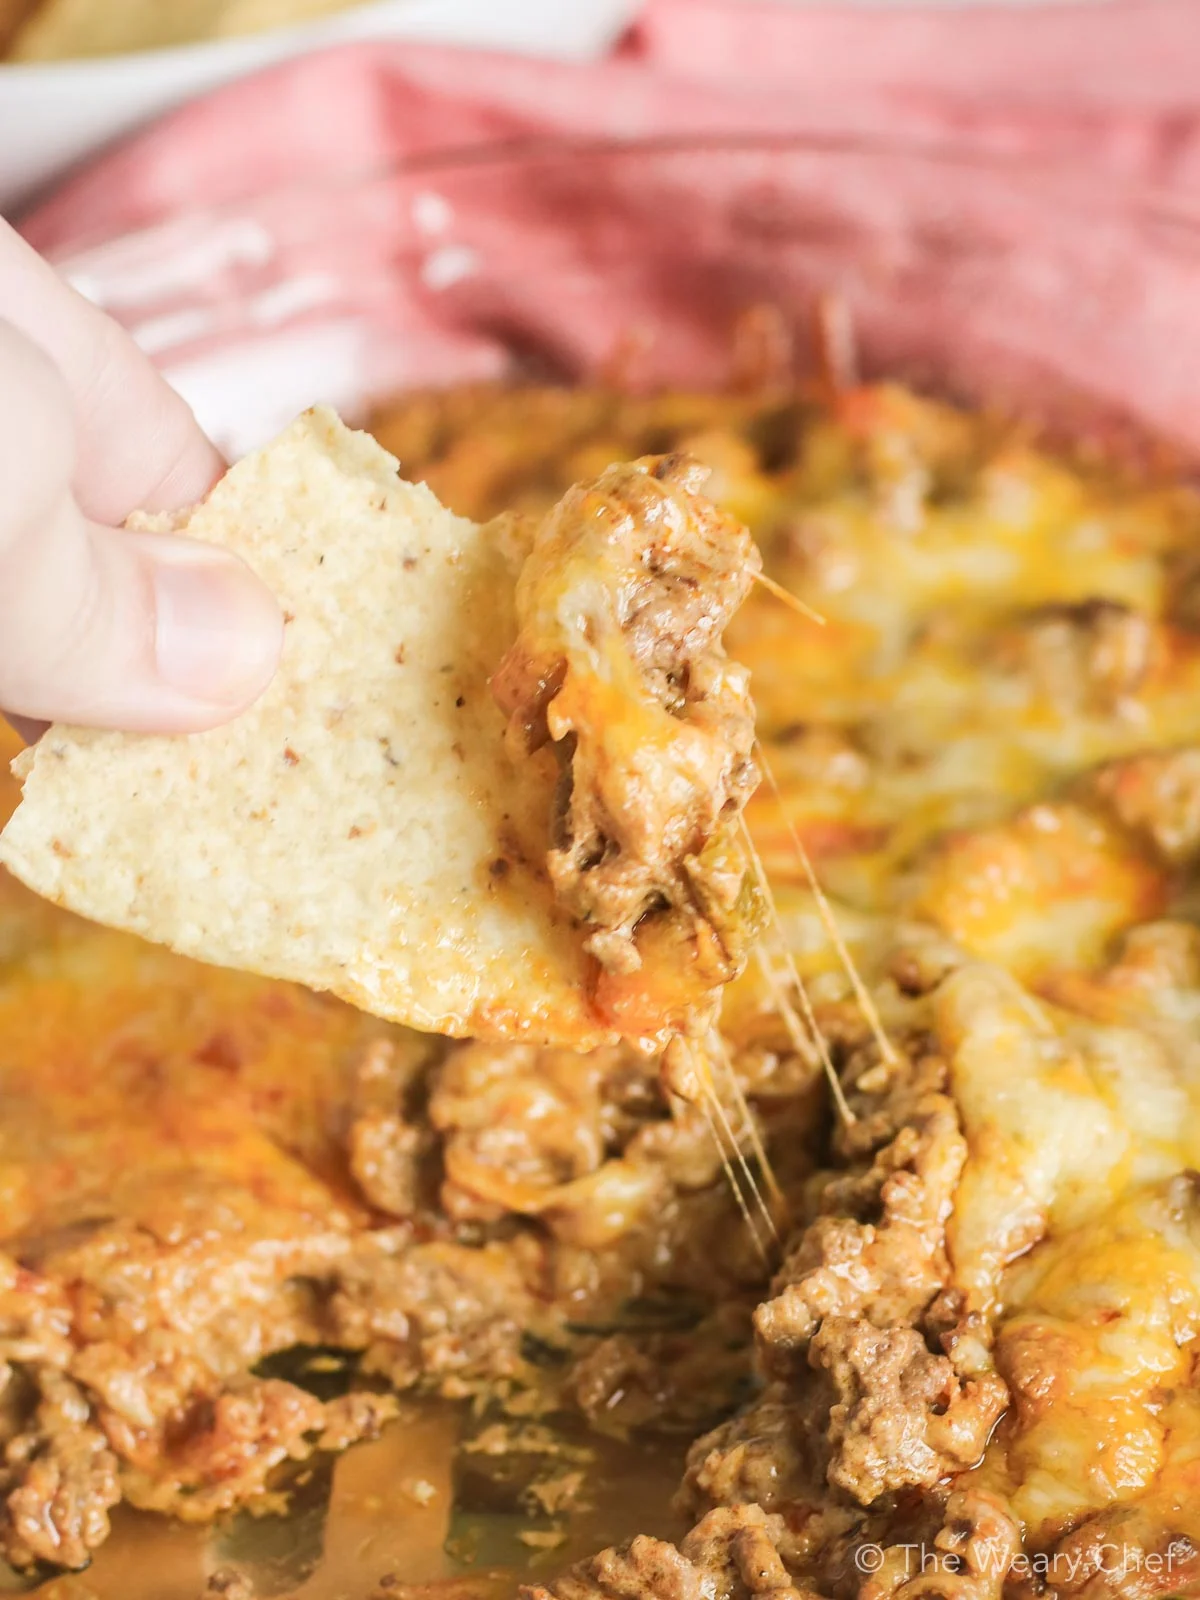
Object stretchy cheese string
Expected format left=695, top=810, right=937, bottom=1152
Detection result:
left=707, top=1026, right=787, bottom=1238
left=755, top=740, right=898, bottom=1070
left=738, top=813, right=856, bottom=1127
left=677, top=1038, right=775, bottom=1266
left=695, top=1041, right=778, bottom=1259
left=663, top=490, right=832, bottom=1237
left=752, top=943, right=816, bottom=1070
left=750, top=570, right=827, bottom=627
left=754, top=941, right=854, bottom=1129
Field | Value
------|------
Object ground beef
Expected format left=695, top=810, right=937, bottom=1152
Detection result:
left=348, top=1110, right=424, bottom=1218
left=524, top=1505, right=806, bottom=1600
left=935, top=1491, right=1023, bottom=1591
left=428, top=1037, right=758, bottom=1245
left=725, top=1043, right=1006, bottom=1508
left=345, top=1034, right=435, bottom=1218
left=324, top=1238, right=534, bottom=1393
left=1007, top=1510, right=1200, bottom=1600
left=124, top=1378, right=325, bottom=1519
left=679, top=1505, right=812, bottom=1598
left=853, top=1491, right=1021, bottom=1600
left=810, top=1318, right=990, bottom=1504
left=671, top=1025, right=1009, bottom=1599
left=681, top=1386, right=812, bottom=1519
left=526, top=1536, right=709, bottom=1600
left=1, top=1370, right=118, bottom=1569
left=317, top=1390, right=399, bottom=1451
left=491, top=454, right=763, bottom=1014
left=0, top=1212, right=533, bottom=1565
left=568, top=1334, right=665, bottom=1424
left=429, top=1042, right=643, bottom=1223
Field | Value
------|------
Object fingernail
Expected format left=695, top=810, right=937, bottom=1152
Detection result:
left=152, top=548, right=283, bottom=707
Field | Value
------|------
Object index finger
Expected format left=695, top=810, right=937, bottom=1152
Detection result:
left=0, top=219, right=225, bottom=523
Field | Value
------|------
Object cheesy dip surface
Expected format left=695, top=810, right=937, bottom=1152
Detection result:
left=1, top=381, right=1199, bottom=1597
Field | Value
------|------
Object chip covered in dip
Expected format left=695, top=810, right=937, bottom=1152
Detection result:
left=493, top=453, right=766, bottom=1039
left=0, top=409, right=762, bottom=1049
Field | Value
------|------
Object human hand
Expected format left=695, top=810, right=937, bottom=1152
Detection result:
left=0, top=220, right=282, bottom=736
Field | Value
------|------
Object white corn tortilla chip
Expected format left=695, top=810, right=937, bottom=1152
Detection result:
left=0, top=407, right=618, bottom=1048
left=11, top=0, right=365, bottom=60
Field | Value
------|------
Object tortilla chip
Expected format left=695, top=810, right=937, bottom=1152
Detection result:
left=0, top=408, right=621, bottom=1048
left=10, top=0, right=365, bottom=60
left=0, top=0, right=39, bottom=54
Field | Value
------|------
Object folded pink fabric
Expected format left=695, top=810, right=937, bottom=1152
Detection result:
left=635, top=0, right=1200, bottom=110
left=20, top=0, right=1200, bottom=457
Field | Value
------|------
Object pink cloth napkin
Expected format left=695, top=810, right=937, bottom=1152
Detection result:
left=636, top=0, right=1200, bottom=110
left=21, top=0, right=1200, bottom=456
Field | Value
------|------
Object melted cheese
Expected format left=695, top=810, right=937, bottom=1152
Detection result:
left=994, top=1187, right=1200, bottom=1534
left=728, top=387, right=1200, bottom=1550
left=380, top=382, right=1200, bottom=1556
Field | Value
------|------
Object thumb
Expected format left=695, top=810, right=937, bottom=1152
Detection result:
left=0, top=318, right=281, bottom=732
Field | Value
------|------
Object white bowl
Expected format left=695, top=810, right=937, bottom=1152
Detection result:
left=0, top=0, right=638, bottom=213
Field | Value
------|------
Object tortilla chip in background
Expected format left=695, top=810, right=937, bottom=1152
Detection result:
left=0, top=0, right=38, bottom=54
left=0, top=408, right=614, bottom=1048
left=10, top=0, right=367, bottom=60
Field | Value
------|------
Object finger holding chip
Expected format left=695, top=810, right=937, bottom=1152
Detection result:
left=0, top=411, right=762, bottom=1048
left=0, top=223, right=283, bottom=734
